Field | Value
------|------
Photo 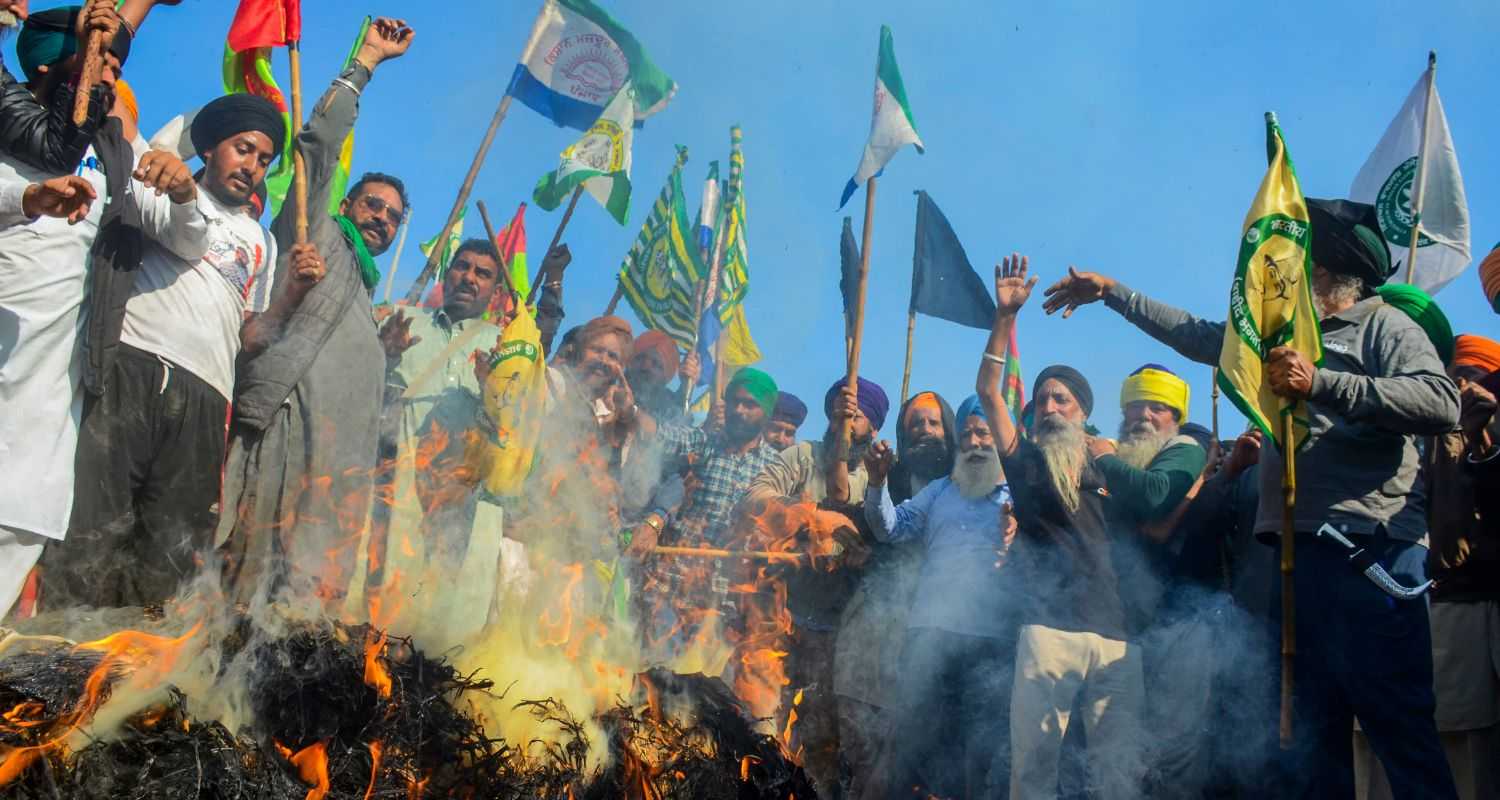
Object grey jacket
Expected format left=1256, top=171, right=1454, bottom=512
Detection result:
left=233, top=63, right=372, bottom=430
left=1104, top=282, right=1458, bottom=542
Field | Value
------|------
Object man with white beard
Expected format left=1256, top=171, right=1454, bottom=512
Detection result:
left=977, top=256, right=1204, bottom=799
left=862, top=394, right=1015, bottom=798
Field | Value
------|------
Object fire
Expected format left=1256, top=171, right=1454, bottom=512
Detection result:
left=781, top=688, right=803, bottom=748
left=289, top=741, right=331, bottom=800
left=363, top=629, right=393, bottom=699
left=0, top=622, right=203, bottom=786
left=363, top=740, right=384, bottom=800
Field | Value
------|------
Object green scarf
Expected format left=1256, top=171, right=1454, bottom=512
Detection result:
left=1376, top=283, right=1454, bottom=365
left=333, top=215, right=381, bottom=291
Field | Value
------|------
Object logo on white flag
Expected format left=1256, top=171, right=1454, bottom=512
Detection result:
left=1375, top=157, right=1433, bottom=248
left=545, top=33, right=628, bottom=103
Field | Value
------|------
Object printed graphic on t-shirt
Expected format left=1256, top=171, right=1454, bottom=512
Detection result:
left=203, top=236, right=264, bottom=300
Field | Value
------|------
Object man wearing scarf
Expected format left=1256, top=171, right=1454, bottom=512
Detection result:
left=1043, top=199, right=1461, bottom=798
left=217, top=18, right=414, bottom=608
left=1, top=3, right=204, bottom=619
left=44, top=94, right=284, bottom=608
left=743, top=377, right=886, bottom=798
left=834, top=390, right=956, bottom=797
left=862, top=393, right=1016, bottom=799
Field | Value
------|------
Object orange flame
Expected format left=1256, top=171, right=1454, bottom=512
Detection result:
left=0, top=622, right=203, bottom=786
left=362, top=740, right=384, bottom=800
left=363, top=629, right=393, bottom=700
left=288, top=741, right=330, bottom=800
left=781, top=688, right=803, bottom=749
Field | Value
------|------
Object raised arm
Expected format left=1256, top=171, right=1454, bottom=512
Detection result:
left=124, top=150, right=207, bottom=261
left=1043, top=267, right=1225, bottom=366
left=272, top=17, right=412, bottom=242
left=0, top=0, right=115, bottom=172
left=978, top=254, right=1035, bottom=457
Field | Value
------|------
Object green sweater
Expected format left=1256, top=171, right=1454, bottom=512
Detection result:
left=1094, top=440, right=1206, bottom=524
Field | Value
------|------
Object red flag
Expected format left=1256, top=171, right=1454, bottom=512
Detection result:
left=489, top=203, right=529, bottom=317
left=227, top=0, right=302, bottom=52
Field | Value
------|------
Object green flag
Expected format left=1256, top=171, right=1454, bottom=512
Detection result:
left=534, top=82, right=634, bottom=225
left=618, top=147, right=700, bottom=347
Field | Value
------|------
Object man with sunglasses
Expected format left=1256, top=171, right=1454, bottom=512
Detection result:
left=217, top=17, right=414, bottom=608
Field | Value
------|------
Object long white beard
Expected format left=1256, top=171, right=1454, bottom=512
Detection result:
left=1115, top=423, right=1171, bottom=470
left=1034, top=414, right=1086, bottom=512
left=951, top=448, right=1003, bottom=500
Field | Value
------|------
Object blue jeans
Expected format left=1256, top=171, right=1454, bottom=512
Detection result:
left=1271, top=530, right=1458, bottom=799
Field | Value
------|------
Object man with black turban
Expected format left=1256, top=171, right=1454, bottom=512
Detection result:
left=51, top=93, right=286, bottom=608
left=1043, top=200, right=1461, bottom=797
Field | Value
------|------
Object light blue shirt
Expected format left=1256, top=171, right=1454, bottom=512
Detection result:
left=865, top=478, right=1015, bottom=639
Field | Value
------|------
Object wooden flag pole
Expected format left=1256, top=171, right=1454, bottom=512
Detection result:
left=403, top=92, right=515, bottom=305
left=474, top=200, right=513, bottom=299
left=527, top=185, right=584, bottom=306
left=288, top=41, right=310, bottom=243
left=381, top=213, right=411, bottom=305
left=71, top=27, right=107, bottom=125
left=838, top=176, right=878, bottom=459
left=1405, top=50, right=1438, bottom=286
left=604, top=284, right=625, bottom=316
left=1211, top=367, right=1221, bottom=443
left=684, top=210, right=734, bottom=414
left=900, top=311, right=917, bottom=405
left=1279, top=412, right=1298, bottom=750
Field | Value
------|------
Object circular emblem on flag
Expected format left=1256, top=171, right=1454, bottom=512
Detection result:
left=1246, top=228, right=1262, bottom=245
left=645, top=237, right=674, bottom=308
left=555, top=35, right=628, bottom=103
left=569, top=117, right=626, bottom=173
left=1376, top=157, right=1432, bottom=248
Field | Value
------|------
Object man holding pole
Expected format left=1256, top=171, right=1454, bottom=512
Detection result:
left=1043, top=198, right=1461, bottom=797
left=217, top=17, right=413, bottom=607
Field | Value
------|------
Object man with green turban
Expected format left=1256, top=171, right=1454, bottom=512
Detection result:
left=630, top=366, right=784, bottom=660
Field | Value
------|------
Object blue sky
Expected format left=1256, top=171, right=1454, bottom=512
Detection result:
left=14, top=1, right=1500, bottom=436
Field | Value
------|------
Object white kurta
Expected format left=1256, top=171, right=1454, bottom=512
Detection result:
left=0, top=149, right=207, bottom=618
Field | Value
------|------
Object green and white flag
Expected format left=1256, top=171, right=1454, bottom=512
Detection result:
left=534, top=82, right=634, bottom=225
left=420, top=206, right=467, bottom=277
left=839, top=25, right=923, bottom=209
left=1349, top=55, right=1469, bottom=294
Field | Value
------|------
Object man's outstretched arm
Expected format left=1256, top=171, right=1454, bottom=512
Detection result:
left=1043, top=267, right=1225, bottom=366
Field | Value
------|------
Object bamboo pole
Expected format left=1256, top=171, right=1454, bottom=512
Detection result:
left=837, top=176, right=878, bottom=459
left=403, top=92, right=515, bottom=304
left=474, top=200, right=513, bottom=299
left=650, top=546, right=805, bottom=563
left=527, top=185, right=584, bottom=307
left=604, top=283, right=625, bottom=316
left=900, top=311, right=917, bottom=404
left=1279, top=412, right=1298, bottom=750
left=71, top=27, right=107, bottom=125
left=1211, top=367, right=1221, bottom=443
left=288, top=42, right=309, bottom=243
left=1405, top=51, right=1438, bottom=286
left=381, top=213, right=411, bottom=304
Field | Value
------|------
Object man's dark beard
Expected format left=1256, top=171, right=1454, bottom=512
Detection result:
left=724, top=414, right=763, bottom=445
left=903, top=437, right=949, bottom=480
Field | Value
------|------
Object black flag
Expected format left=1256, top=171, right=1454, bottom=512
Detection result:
left=840, top=216, right=860, bottom=340
left=911, top=190, right=996, bottom=329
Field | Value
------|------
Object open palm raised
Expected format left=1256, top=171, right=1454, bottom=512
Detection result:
left=994, top=252, right=1038, bottom=314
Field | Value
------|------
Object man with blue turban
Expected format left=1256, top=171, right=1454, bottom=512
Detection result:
left=861, top=392, right=1017, bottom=797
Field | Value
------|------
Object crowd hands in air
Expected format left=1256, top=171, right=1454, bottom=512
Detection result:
left=2, top=2, right=1499, bottom=799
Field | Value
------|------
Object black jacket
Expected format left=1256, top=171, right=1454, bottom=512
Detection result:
left=0, top=60, right=108, bottom=174
left=80, top=117, right=144, bottom=397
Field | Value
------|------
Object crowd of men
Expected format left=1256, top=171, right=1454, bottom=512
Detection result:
left=1, top=3, right=1498, bottom=799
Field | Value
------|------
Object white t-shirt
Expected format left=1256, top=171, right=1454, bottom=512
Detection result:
left=120, top=186, right=275, bottom=400
left=0, top=145, right=206, bottom=540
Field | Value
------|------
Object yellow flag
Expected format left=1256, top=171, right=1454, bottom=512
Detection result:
left=690, top=305, right=762, bottom=414
left=466, top=310, right=548, bottom=496
left=1217, top=112, right=1322, bottom=451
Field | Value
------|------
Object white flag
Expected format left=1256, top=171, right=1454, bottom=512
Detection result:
left=839, top=25, right=923, bottom=209
left=1350, top=59, right=1470, bottom=294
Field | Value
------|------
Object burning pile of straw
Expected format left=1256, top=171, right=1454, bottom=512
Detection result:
left=0, top=619, right=812, bottom=799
